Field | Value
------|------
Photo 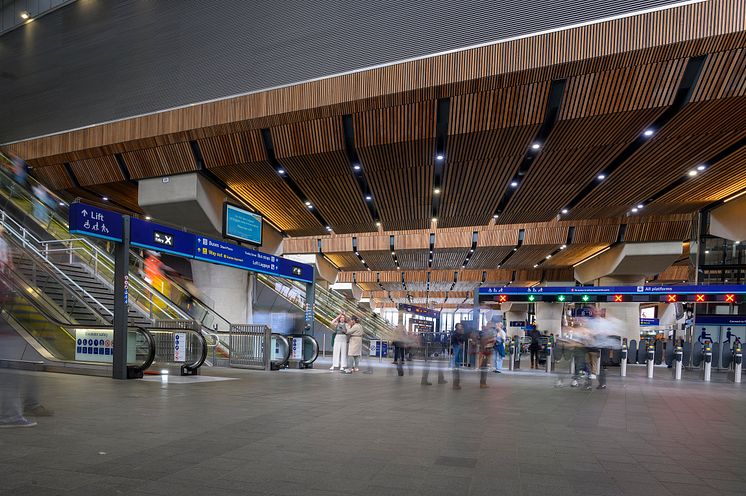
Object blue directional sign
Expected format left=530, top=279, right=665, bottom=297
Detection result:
left=479, top=284, right=746, bottom=295
left=130, top=218, right=196, bottom=258
left=640, top=318, right=660, bottom=326
left=223, top=203, right=262, bottom=246
left=69, top=202, right=123, bottom=242
left=194, top=235, right=314, bottom=283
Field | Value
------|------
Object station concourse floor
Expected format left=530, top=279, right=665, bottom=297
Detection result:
left=2, top=360, right=746, bottom=496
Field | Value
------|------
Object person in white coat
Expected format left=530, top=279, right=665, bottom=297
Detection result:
left=330, top=313, right=349, bottom=372
left=345, top=316, right=364, bottom=372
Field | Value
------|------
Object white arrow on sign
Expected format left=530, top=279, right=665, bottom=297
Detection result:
left=82, top=210, right=88, bottom=217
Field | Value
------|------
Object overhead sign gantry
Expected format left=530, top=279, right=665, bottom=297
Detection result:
left=478, top=285, right=745, bottom=304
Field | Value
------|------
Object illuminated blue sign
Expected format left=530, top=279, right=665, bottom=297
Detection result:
left=194, top=235, right=313, bottom=283
left=479, top=285, right=746, bottom=295
left=130, top=218, right=196, bottom=258
left=223, top=203, right=262, bottom=246
left=69, top=203, right=123, bottom=242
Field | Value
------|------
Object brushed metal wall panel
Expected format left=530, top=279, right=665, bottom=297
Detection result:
left=0, top=0, right=686, bottom=143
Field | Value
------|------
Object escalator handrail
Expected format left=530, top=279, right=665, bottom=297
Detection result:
left=0, top=280, right=156, bottom=372
left=271, top=333, right=291, bottom=368
left=286, top=333, right=320, bottom=365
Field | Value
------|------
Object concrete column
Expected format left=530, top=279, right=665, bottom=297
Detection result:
left=598, top=276, right=644, bottom=343
left=190, top=259, right=252, bottom=326
left=502, top=303, right=528, bottom=337
left=535, top=303, right=563, bottom=335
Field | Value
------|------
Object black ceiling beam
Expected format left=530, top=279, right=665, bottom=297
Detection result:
left=260, top=128, right=332, bottom=231
left=342, top=115, right=379, bottom=226
left=496, top=229, right=525, bottom=268
left=533, top=226, right=576, bottom=269
left=493, top=79, right=567, bottom=219
left=563, top=55, right=707, bottom=214
left=113, top=153, right=134, bottom=184
left=432, top=98, right=450, bottom=221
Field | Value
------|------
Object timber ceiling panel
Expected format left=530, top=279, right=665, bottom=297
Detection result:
left=624, top=219, right=692, bottom=242
left=542, top=244, right=609, bottom=267
left=353, top=102, right=435, bottom=231
left=325, top=252, right=366, bottom=271
left=464, top=247, right=514, bottom=269
left=358, top=250, right=397, bottom=271
left=198, top=130, right=325, bottom=236
left=432, top=248, right=471, bottom=270
left=68, top=182, right=143, bottom=214
left=32, top=165, right=74, bottom=190
left=542, top=268, right=575, bottom=281
left=68, top=156, right=125, bottom=186
left=568, top=94, right=746, bottom=219
left=571, top=223, right=620, bottom=244
left=501, top=245, right=555, bottom=269
left=657, top=264, right=691, bottom=282
left=498, top=59, right=685, bottom=224
left=397, top=249, right=431, bottom=270
left=523, top=226, right=568, bottom=245
left=272, top=118, right=373, bottom=233
left=644, top=146, right=746, bottom=215
left=121, top=142, right=197, bottom=179
left=440, top=82, right=547, bottom=227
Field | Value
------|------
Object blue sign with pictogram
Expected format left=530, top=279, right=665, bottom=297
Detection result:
left=69, top=203, right=123, bottom=242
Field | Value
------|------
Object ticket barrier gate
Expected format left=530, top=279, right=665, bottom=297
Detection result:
left=733, top=344, right=743, bottom=384
left=620, top=340, right=628, bottom=377
left=286, top=334, right=320, bottom=369
left=508, top=338, right=515, bottom=371
left=545, top=340, right=552, bottom=373
left=673, top=343, right=683, bottom=381
left=646, top=343, right=655, bottom=379
left=703, top=341, right=713, bottom=382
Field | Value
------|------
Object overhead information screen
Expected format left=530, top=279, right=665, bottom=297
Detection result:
left=478, top=285, right=746, bottom=304
left=223, top=203, right=262, bottom=246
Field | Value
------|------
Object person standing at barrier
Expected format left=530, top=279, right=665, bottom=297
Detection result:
left=345, top=315, right=364, bottom=373
left=450, top=323, right=465, bottom=369
left=494, top=322, right=506, bottom=373
left=330, top=313, right=349, bottom=372
left=393, top=324, right=407, bottom=366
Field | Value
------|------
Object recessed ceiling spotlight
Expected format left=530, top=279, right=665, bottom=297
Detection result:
left=631, top=207, right=639, bottom=213
left=365, top=195, right=372, bottom=201
left=145, top=216, right=152, bottom=220
left=705, top=250, right=710, bottom=254
left=58, top=201, right=65, bottom=206
left=436, top=154, right=444, bottom=161
left=637, top=204, right=644, bottom=209
left=561, top=208, right=568, bottom=214
left=353, top=164, right=361, bottom=171
left=360, top=259, right=365, bottom=264
left=325, top=226, right=332, bottom=231
left=510, top=181, right=518, bottom=188
left=597, top=174, right=606, bottom=180
left=533, top=264, right=538, bottom=268
left=688, top=170, right=698, bottom=177
left=513, top=248, right=517, bottom=251
left=734, top=241, right=740, bottom=245
left=469, top=249, right=474, bottom=253
left=433, top=188, right=441, bottom=195
left=431, top=217, right=437, bottom=222
left=102, top=196, right=109, bottom=201
left=493, top=214, right=499, bottom=219
left=20, top=11, right=29, bottom=20
left=304, top=201, right=311, bottom=206
left=531, top=142, right=541, bottom=150
left=643, top=128, right=655, bottom=137
left=391, top=251, right=395, bottom=255
left=560, top=245, right=566, bottom=249
left=697, top=164, right=706, bottom=171
left=277, top=169, right=284, bottom=174
left=546, top=255, right=552, bottom=259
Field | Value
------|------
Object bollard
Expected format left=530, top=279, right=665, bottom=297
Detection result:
left=508, top=339, right=515, bottom=371
left=646, top=343, right=655, bottom=379
left=674, top=345, right=683, bottom=380
left=545, top=341, right=552, bottom=373
left=703, top=341, right=712, bottom=382
left=513, top=336, right=521, bottom=370
left=620, top=345, right=628, bottom=377
left=734, top=344, right=742, bottom=383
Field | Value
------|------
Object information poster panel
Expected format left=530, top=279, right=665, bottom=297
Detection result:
left=223, top=203, right=262, bottom=246
left=291, top=337, right=303, bottom=360
left=75, top=329, right=114, bottom=362
left=173, top=332, right=187, bottom=362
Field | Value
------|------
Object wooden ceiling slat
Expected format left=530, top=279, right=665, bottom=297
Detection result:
left=523, top=226, right=567, bottom=245
left=358, top=250, right=397, bottom=271
left=501, top=245, right=555, bottom=269
left=542, top=244, right=609, bottom=267
left=121, top=142, right=197, bottom=179
left=273, top=118, right=373, bottom=233
left=354, top=102, right=436, bottom=231
left=68, top=156, right=125, bottom=186
left=325, top=252, right=366, bottom=271
left=31, top=164, right=74, bottom=190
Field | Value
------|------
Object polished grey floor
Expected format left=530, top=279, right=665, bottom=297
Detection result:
left=2, top=361, right=746, bottom=496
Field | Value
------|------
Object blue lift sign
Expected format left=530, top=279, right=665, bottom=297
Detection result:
left=69, top=203, right=123, bottom=242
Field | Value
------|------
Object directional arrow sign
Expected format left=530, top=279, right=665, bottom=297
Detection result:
left=69, top=203, right=123, bottom=242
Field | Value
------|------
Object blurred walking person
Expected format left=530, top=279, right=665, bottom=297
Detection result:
left=479, top=321, right=497, bottom=388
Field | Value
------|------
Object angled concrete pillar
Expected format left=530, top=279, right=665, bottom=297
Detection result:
left=574, top=242, right=683, bottom=284
left=598, top=276, right=644, bottom=343
left=502, top=303, right=528, bottom=337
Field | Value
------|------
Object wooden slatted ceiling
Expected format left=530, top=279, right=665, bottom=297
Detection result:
left=272, top=118, right=373, bottom=233
left=571, top=223, right=620, bottom=244
left=32, top=164, right=74, bottom=190
left=432, top=248, right=470, bottom=270
left=397, top=250, right=431, bottom=270
left=121, top=142, right=197, bottom=179
left=542, top=244, right=610, bottom=267
left=690, top=48, right=746, bottom=102
left=325, top=252, right=366, bottom=271
left=644, top=146, right=746, bottom=215
left=353, top=102, right=435, bottom=231
left=463, top=247, right=514, bottom=269
left=68, top=156, right=125, bottom=186
left=569, top=93, right=746, bottom=219
left=68, top=182, right=143, bottom=214
left=625, top=220, right=691, bottom=242
left=523, top=226, right=567, bottom=245
left=358, top=251, right=397, bottom=271
left=501, top=245, right=556, bottom=269
left=498, top=59, right=685, bottom=224
left=197, top=129, right=324, bottom=236
left=441, top=83, right=547, bottom=227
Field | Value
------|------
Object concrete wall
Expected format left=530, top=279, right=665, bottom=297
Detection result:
left=190, top=260, right=252, bottom=326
